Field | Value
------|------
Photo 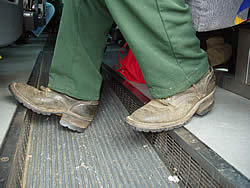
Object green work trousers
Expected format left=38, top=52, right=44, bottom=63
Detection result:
left=48, top=0, right=209, bottom=100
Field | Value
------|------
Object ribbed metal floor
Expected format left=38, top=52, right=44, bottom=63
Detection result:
left=23, top=86, right=177, bottom=187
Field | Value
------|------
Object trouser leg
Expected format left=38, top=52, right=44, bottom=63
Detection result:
left=48, top=0, right=113, bottom=100
left=105, top=0, right=209, bottom=99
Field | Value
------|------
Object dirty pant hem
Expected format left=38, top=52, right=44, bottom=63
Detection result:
left=48, top=83, right=100, bottom=101
left=149, top=63, right=209, bottom=99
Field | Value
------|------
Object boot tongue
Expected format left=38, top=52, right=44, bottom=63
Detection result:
left=40, top=86, right=78, bottom=103
left=40, top=86, right=55, bottom=93
left=39, top=86, right=54, bottom=97
left=40, top=86, right=48, bottom=91
left=158, top=98, right=171, bottom=106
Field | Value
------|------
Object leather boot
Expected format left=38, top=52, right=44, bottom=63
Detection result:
left=126, top=68, right=216, bottom=132
left=9, top=82, right=98, bottom=132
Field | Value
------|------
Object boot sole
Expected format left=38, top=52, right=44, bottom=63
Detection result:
left=59, top=119, right=87, bottom=133
left=9, top=83, right=87, bottom=133
left=126, top=88, right=216, bottom=133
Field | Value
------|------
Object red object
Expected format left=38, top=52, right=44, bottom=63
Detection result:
left=114, top=43, right=146, bottom=83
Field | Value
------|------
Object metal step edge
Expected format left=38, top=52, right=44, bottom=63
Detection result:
left=0, top=51, right=43, bottom=188
left=0, top=34, right=56, bottom=187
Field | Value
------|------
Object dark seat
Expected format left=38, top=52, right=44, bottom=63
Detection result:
left=0, top=0, right=23, bottom=47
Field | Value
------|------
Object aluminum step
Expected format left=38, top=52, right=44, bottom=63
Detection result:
left=22, top=86, right=177, bottom=187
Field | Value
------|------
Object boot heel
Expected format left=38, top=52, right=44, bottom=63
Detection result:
left=196, top=95, right=214, bottom=116
left=60, top=113, right=90, bottom=132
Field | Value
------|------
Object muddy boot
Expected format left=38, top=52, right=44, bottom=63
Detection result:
left=9, top=82, right=98, bottom=132
left=126, top=68, right=216, bottom=132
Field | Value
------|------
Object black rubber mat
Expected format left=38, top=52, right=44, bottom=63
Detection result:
left=23, top=86, right=178, bottom=187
